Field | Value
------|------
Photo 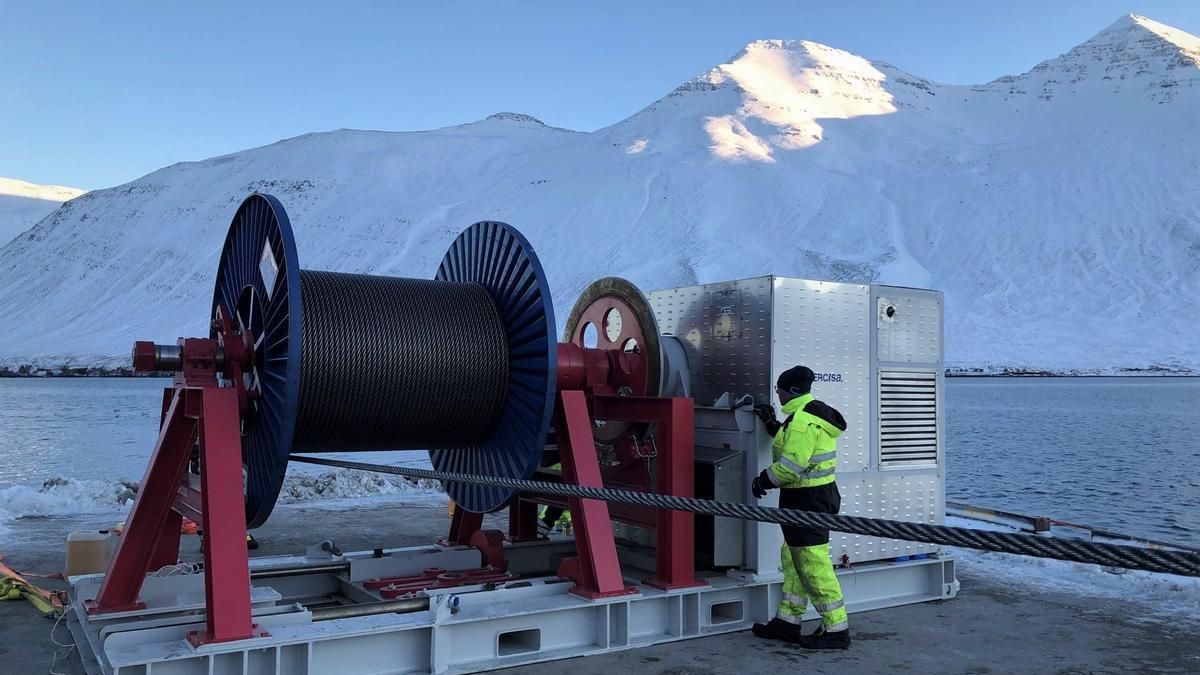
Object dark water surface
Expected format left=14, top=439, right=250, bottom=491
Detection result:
left=945, top=377, right=1199, bottom=545
left=0, top=377, right=1196, bottom=545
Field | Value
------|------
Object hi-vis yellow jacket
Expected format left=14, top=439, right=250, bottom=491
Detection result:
left=767, top=393, right=847, bottom=489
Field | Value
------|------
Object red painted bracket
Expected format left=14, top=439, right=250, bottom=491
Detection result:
left=442, top=506, right=484, bottom=546
left=507, top=496, right=543, bottom=542
left=86, top=382, right=264, bottom=645
left=556, top=390, right=638, bottom=599
left=468, top=529, right=509, bottom=571
left=366, top=565, right=518, bottom=598
left=592, top=395, right=706, bottom=591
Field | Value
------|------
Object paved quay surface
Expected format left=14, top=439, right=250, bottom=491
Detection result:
left=1, top=501, right=1196, bottom=674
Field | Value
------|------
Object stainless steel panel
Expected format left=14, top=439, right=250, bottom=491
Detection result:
left=874, top=287, right=943, bottom=364
left=648, top=277, right=774, bottom=407
left=771, top=278, right=871, bottom=474
left=693, top=406, right=758, bottom=571
left=831, top=473, right=941, bottom=561
left=695, top=445, right=746, bottom=567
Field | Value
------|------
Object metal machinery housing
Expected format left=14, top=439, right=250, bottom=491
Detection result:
left=647, top=277, right=949, bottom=574
left=68, top=195, right=958, bottom=675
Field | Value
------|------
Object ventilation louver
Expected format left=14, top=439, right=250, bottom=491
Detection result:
left=879, top=370, right=938, bottom=467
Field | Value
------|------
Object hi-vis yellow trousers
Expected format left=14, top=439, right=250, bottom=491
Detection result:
left=776, top=542, right=848, bottom=631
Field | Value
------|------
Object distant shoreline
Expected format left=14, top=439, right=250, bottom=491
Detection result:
left=944, top=368, right=1196, bottom=378
left=1, top=366, right=1194, bottom=379
left=945, top=372, right=1197, bottom=378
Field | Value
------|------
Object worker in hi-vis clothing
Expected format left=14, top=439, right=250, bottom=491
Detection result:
left=750, top=365, right=851, bottom=649
left=537, top=463, right=572, bottom=534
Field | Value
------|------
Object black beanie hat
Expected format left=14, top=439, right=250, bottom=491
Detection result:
left=777, top=365, right=815, bottom=396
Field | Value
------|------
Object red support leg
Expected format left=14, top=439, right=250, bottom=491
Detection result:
left=147, top=388, right=188, bottom=571
left=88, top=385, right=263, bottom=645
left=146, top=508, right=184, bottom=572
left=508, top=497, right=541, bottom=541
left=647, top=398, right=703, bottom=590
left=556, top=390, right=636, bottom=599
left=188, top=387, right=257, bottom=646
left=87, top=389, right=197, bottom=613
left=591, top=396, right=705, bottom=591
left=445, top=506, right=484, bottom=546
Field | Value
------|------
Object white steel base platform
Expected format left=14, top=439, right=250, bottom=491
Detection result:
left=69, top=540, right=958, bottom=674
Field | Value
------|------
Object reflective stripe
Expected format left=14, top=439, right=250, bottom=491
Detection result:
left=776, top=454, right=836, bottom=482
left=814, top=599, right=844, bottom=613
left=778, top=456, right=808, bottom=474
left=777, top=611, right=803, bottom=624
left=783, top=592, right=806, bottom=605
left=807, top=451, right=836, bottom=464
left=766, top=465, right=784, bottom=486
left=823, top=620, right=849, bottom=632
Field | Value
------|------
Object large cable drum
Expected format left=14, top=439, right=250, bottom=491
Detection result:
left=211, top=194, right=556, bottom=527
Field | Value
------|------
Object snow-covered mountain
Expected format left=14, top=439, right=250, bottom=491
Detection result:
left=1, top=14, right=1197, bottom=374
left=0, top=178, right=85, bottom=246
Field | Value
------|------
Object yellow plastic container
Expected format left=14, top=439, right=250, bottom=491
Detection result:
left=65, top=530, right=116, bottom=577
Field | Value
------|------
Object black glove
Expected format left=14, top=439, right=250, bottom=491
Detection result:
left=751, top=469, right=776, bottom=499
left=754, top=403, right=782, bottom=437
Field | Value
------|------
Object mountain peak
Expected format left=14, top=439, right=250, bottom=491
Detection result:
left=719, top=38, right=888, bottom=77
left=733, top=38, right=835, bottom=58
left=0, top=177, right=86, bottom=249
left=986, top=14, right=1199, bottom=102
left=642, top=36, right=937, bottom=162
left=1086, top=13, right=1200, bottom=53
left=0, top=177, right=85, bottom=202
left=483, top=112, right=547, bottom=125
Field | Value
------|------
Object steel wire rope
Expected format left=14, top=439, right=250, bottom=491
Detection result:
left=291, top=454, right=1200, bottom=578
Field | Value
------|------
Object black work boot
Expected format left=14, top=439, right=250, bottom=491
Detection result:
left=796, top=626, right=851, bottom=650
left=752, top=617, right=802, bottom=641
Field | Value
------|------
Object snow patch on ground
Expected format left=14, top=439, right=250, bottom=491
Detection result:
left=947, top=516, right=1200, bottom=622
left=625, top=138, right=649, bottom=154
left=0, top=469, right=445, bottom=542
left=0, top=477, right=136, bottom=518
left=277, top=468, right=444, bottom=505
left=0, top=478, right=136, bottom=540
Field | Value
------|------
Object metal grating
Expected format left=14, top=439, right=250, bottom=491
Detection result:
left=879, top=370, right=938, bottom=467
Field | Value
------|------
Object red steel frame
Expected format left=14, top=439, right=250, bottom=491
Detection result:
left=552, top=390, right=638, bottom=598
left=592, top=394, right=701, bottom=591
left=445, top=507, right=484, bottom=546
left=85, top=339, right=264, bottom=646
left=101, top=311, right=698, bottom=647
left=448, top=328, right=705, bottom=597
left=496, top=390, right=704, bottom=597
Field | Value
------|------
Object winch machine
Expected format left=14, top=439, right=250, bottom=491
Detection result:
left=67, top=194, right=958, bottom=674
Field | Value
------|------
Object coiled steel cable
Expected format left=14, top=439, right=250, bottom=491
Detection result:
left=292, top=271, right=510, bottom=452
left=292, top=454, right=1200, bottom=578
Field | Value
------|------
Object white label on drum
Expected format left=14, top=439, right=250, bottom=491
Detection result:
left=260, top=240, right=278, bottom=300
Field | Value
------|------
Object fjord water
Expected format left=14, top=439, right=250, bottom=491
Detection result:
left=0, top=377, right=1196, bottom=545
left=946, top=377, right=1199, bottom=545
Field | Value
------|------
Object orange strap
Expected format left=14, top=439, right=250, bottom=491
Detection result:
left=0, top=556, right=65, bottom=610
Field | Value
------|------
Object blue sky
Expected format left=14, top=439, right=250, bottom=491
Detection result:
left=2, top=1, right=1197, bottom=190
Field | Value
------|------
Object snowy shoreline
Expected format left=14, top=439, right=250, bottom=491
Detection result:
left=945, top=516, right=1200, bottom=623
left=0, top=467, right=448, bottom=541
